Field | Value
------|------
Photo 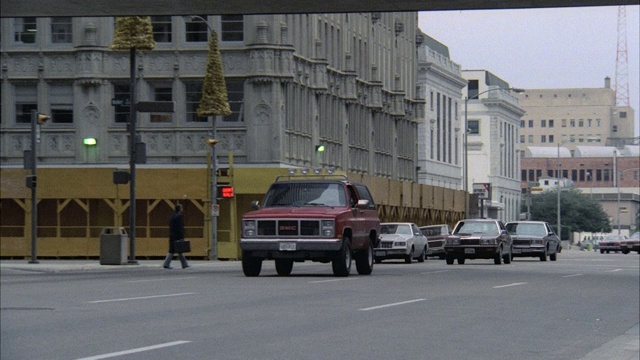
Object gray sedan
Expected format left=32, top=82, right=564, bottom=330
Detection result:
left=506, top=221, right=561, bottom=261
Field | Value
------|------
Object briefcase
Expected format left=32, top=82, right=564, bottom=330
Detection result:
left=174, top=239, right=191, bottom=253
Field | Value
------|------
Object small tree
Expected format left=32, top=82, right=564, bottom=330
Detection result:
left=197, top=29, right=232, bottom=117
left=110, top=16, right=155, bottom=51
left=529, top=188, right=612, bottom=233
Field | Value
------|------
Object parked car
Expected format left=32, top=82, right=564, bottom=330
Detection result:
left=419, top=224, right=451, bottom=259
left=505, top=221, right=561, bottom=261
left=622, top=232, right=640, bottom=254
left=599, top=234, right=629, bottom=254
left=444, top=219, right=512, bottom=265
left=375, top=223, right=427, bottom=263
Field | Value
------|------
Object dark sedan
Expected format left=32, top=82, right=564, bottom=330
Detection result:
left=444, top=219, right=512, bottom=265
left=505, top=221, right=561, bottom=261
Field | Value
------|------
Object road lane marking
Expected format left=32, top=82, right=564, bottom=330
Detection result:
left=606, top=269, right=623, bottom=272
left=76, top=340, right=191, bottom=360
left=309, top=278, right=358, bottom=284
left=562, top=274, right=584, bottom=278
left=493, top=282, right=527, bottom=289
left=127, top=277, right=197, bottom=283
left=88, top=292, right=195, bottom=304
left=421, top=270, right=451, bottom=275
left=359, top=298, right=426, bottom=311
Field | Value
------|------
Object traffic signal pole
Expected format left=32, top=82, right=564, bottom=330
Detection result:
left=29, top=110, right=39, bottom=264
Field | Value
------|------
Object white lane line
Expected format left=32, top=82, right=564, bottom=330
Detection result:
left=421, top=270, right=451, bottom=275
left=562, top=274, right=584, bottom=278
left=493, top=282, right=527, bottom=289
left=606, top=269, right=623, bottom=272
left=127, top=277, right=197, bottom=283
left=88, top=292, right=195, bottom=304
left=359, top=298, right=426, bottom=311
left=76, top=340, right=191, bottom=360
left=309, top=278, right=358, bottom=284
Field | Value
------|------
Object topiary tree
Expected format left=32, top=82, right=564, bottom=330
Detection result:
left=110, top=16, right=155, bottom=51
left=197, top=29, right=231, bottom=117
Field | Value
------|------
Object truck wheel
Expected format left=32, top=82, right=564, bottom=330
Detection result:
left=405, top=247, right=413, bottom=264
left=332, top=238, right=352, bottom=277
left=457, top=257, right=465, bottom=265
left=275, top=259, right=294, bottom=276
left=242, top=251, right=262, bottom=277
left=355, top=240, right=374, bottom=275
left=550, top=250, right=557, bottom=261
left=503, top=247, right=512, bottom=264
left=540, top=247, right=547, bottom=261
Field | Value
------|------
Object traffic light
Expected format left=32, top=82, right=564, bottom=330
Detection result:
left=206, top=138, right=219, bottom=147
left=216, top=184, right=234, bottom=199
left=26, top=175, right=37, bottom=189
left=37, top=113, right=50, bottom=125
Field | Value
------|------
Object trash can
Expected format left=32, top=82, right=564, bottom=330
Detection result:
left=100, top=227, right=129, bottom=265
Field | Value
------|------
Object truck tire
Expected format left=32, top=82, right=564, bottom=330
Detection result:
left=355, top=240, right=374, bottom=275
left=275, top=259, right=294, bottom=276
left=242, top=251, right=262, bottom=277
left=494, top=246, right=502, bottom=265
left=332, top=238, right=352, bottom=277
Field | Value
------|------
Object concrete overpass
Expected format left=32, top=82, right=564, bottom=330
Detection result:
left=2, top=0, right=637, bottom=18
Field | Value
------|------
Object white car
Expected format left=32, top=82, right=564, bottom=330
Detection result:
left=374, top=222, right=428, bottom=263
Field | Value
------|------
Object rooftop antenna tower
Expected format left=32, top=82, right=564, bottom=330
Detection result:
left=615, top=6, right=630, bottom=106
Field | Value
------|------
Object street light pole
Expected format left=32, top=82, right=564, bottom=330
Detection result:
left=614, top=150, right=620, bottom=234
left=463, top=86, right=524, bottom=219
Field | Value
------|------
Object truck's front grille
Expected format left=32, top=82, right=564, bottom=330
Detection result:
left=257, top=220, right=320, bottom=237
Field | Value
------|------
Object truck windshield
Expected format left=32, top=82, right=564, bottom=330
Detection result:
left=262, top=183, right=347, bottom=207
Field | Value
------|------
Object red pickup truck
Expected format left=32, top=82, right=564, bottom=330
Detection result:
left=240, top=173, right=381, bottom=277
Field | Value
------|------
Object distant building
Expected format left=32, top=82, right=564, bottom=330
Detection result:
left=416, top=31, right=466, bottom=190
left=516, top=77, right=637, bottom=152
left=462, top=70, right=526, bottom=222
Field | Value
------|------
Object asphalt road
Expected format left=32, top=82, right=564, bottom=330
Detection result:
left=1, top=249, right=638, bottom=360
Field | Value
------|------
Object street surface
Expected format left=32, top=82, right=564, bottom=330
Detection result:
left=1, top=249, right=638, bottom=360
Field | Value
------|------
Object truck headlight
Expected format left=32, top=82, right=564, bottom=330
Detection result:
left=321, top=220, right=335, bottom=237
left=480, top=238, right=497, bottom=245
left=243, top=220, right=256, bottom=237
left=447, top=238, right=460, bottom=246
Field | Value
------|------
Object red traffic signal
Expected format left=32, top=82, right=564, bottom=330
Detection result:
left=217, top=185, right=234, bottom=199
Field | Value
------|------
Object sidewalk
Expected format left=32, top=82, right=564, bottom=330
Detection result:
left=0, top=258, right=239, bottom=273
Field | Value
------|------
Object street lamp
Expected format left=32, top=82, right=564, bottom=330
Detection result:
left=463, top=86, right=524, bottom=218
left=556, top=138, right=572, bottom=241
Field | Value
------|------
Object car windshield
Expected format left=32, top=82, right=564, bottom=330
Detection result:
left=604, top=235, right=626, bottom=241
left=506, top=223, right=547, bottom=236
left=381, top=224, right=412, bottom=235
left=455, top=221, right=499, bottom=236
left=262, top=182, right=347, bottom=207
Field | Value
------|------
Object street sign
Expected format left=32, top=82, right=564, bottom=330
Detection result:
left=472, top=183, right=491, bottom=199
left=111, top=98, right=130, bottom=106
left=212, top=204, right=220, bottom=217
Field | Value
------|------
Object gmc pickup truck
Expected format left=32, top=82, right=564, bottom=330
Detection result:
left=240, top=173, right=381, bottom=277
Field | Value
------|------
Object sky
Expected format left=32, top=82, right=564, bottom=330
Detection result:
left=418, top=5, right=640, bottom=137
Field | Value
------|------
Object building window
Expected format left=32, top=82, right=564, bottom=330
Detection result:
left=541, top=135, right=546, bottom=143
left=51, top=17, right=72, bottom=44
left=521, top=169, right=527, bottom=181
left=467, top=80, right=479, bottom=100
left=619, top=111, right=627, bottom=118
left=541, top=119, right=546, bottom=127
left=185, top=82, right=207, bottom=122
left=548, top=119, right=554, bottom=128
left=549, top=135, right=554, bottom=143
left=520, top=135, right=525, bottom=143
left=150, top=86, right=173, bottom=123
left=528, top=135, right=533, bottom=143
left=185, top=15, right=208, bottom=42
left=49, top=84, right=74, bottom=123
left=151, top=16, right=172, bottom=43
left=224, top=78, right=244, bottom=122
left=430, top=91, right=434, bottom=110
left=603, top=169, right=610, bottom=182
left=612, top=125, right=618, bottom=132
left=561, top=119, right=566, bottom=127
left=528, top=120, right=533, bottom=128
left=596, top=169, right=602, bottom=181
left=520, top=120, right=524, bottom=128
left=528, top=169, right=534, bottom=181
left=14, top=84, right=37, bottom=123
left=587, top=119, right=592, bottom=127
left=221, top=15, right=243, bottom=42
left=14, top=17, right=37, bottom=44
left=570, top=119, right=575, bottom=127
left=578, top=119, right=584, bottom=127
left=547, top=170, right=554, bottom=177
left=467, top=120, right=479, bottom=135
left=113, top=84, right=130, bottom=123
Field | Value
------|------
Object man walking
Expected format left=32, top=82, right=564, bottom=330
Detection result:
left=163, top=204, right=190, bottom=269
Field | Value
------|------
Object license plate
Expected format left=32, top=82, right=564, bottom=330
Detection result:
left=464, top=248, right=475, bottom=254
left=279, top=242, right=296, bottom=251
left=375, top=251, right=386, bottom=256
